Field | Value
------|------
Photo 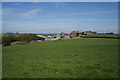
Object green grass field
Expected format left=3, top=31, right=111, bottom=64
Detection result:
left=2, top=38, right=118, bottom=78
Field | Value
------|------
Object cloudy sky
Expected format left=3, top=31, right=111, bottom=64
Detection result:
left=2, top=2, right=118, bottom=33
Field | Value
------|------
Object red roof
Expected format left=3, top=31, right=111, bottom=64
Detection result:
left=63, top=33, right=70, bottom=36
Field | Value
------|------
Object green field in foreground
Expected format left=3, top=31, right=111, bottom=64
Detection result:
left=3, top=38, right=118, bottom=78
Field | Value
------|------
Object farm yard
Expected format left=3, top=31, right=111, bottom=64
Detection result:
left=2, top=38, right=118, bottom=78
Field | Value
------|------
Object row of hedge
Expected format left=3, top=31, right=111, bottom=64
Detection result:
left=83, top=36, right=120, bottom=39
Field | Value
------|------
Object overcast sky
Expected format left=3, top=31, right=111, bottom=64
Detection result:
left=2, top=2, right=118, bottom=34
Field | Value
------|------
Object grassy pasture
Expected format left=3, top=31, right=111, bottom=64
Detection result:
left=2, top=38, right=118, bottom=78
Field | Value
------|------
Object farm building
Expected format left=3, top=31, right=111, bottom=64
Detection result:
left=60, top=33, right=70, bottom=39
left=55, top=34, right=61, bottom=40
left=45, top=35, right=60, bottom=41
left=37, top=35, right=46, bottom=41
left=70, top=31, right=82, bottom=37
left=84, top=30, right=95, bottom=35
left=63, top=33, right=70, bottom=38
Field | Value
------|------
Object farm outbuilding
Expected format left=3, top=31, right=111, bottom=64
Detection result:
left=37, top=35, right=46, bottom=41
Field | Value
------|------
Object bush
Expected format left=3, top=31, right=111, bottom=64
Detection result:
left=2, top=36, right=11, bottom=46
left=17, top=34, right=38, bottom=42
left=2, top=33, right=41, bottom=46
left=0, top=38, right=2, bottom=45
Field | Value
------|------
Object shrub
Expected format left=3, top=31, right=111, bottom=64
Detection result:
left=17, top=34, right=38, bottom=43
left=2, top=36, right=11, bottom=46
